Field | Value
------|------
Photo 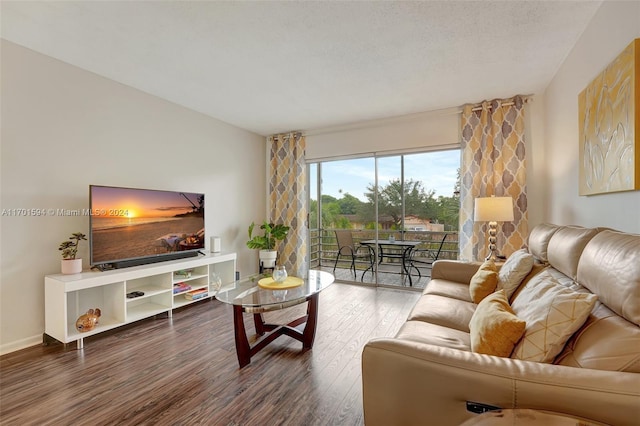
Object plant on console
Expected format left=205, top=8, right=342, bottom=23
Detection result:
left=59, top=232, right=87, bottom=274
left=59, top=232, right=87, bottom=259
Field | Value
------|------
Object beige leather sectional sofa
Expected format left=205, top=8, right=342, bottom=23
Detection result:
left=362, top=224, right=640, bottom=425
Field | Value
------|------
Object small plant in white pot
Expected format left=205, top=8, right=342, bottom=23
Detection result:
left=246, top=221, right=289, bottom=269
left=59, top=232, right=87, bottom=274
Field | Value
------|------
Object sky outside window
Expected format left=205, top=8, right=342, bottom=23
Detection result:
left=320, top=150, right=460, bottom=201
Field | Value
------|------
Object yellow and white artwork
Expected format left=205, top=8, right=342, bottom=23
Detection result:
left=579, top=39, right=639, bottom=195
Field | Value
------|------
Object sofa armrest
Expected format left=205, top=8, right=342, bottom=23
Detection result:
left=362, top=338, right=640, bottom=426
left=431, top=260, right=481, bottom=283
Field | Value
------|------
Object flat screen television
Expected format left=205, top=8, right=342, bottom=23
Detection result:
left=89, top=185, right=205, bottom=270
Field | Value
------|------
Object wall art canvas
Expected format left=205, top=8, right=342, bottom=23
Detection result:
left=579, top=39, right=639, bottom=195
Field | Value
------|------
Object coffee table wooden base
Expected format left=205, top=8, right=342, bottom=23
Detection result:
left=233, top=293, right=319, bottom=368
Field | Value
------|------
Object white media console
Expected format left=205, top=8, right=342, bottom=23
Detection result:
left=44, top=251, right=237, bottom=348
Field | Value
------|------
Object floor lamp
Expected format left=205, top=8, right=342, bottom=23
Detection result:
left=474, top=196, right=514, bottom=261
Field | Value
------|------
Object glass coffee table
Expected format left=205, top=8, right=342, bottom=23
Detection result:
left=216, top=270, right=335, bottom=368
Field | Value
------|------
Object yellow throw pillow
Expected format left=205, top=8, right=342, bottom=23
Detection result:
left=469, top=260, right=498, bottom=304
left=469, top=289, right=527, bottom=357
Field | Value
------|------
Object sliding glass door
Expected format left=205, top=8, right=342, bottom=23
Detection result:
left=308, top=149, right=460, bottom=290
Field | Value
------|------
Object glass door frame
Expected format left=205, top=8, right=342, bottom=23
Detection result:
left=307, top=147, right=459, bottom=290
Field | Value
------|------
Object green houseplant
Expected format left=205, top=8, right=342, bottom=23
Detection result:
left=59, top=232, right=87, bottom=274
left=247, top=221, right=290, bottom=268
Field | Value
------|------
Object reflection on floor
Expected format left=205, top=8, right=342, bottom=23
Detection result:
left=318, top=264, right=431, bottom=289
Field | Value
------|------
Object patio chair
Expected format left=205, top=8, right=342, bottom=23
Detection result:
left=409, top=233, right=450, bottom=279
left=332, top=230, right=374, bottom=280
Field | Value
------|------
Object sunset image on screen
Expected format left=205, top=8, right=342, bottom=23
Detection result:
left=91, top=187, right=201, bottom=219
left=90, top=186, right=205, bottom=264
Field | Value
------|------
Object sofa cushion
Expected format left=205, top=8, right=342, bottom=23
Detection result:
left=554, top=302, right=640, bottom=373
left=469, top=260, right=498, bottom=303
left=536, top=268, right=640, bottom=373
left=497, top=249, right=534, bottom=299
left=547, top=226, right=600, bottom=280
left=431, top=260, right=482, bottom=283
left=527, top=223, right=560, bottom=263
left=395, top=320, right=471, bottom=351
left=576, top=230, right=640, bottom=326
left=469, top=289, right=526, bottom=357
left=509, top=263, right=548, bottom=302
left=407, top=294, right=475, bottom=333
left=511, top=270, right=598, bottom=363
left=423, top=279, right=473, bottom=303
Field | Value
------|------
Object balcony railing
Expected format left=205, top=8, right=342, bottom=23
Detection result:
left=309, top=228, right=459, bottom=271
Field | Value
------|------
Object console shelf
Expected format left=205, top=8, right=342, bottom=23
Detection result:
left=45, top=251, right=236, bottom=348
left=174, top=273, right=208, bottom=283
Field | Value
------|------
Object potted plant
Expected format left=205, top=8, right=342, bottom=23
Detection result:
left=246, top=221, right=290, bottom=269
left=59, top=232, right=87, bottom=274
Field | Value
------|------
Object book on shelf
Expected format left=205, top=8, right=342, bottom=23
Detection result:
left=173, top=282, right=192, bottom=294
left=185, top=288, right=208, bottom=300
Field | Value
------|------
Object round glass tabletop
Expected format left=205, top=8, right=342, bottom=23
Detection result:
left=215, top=269, right=334, bottom=312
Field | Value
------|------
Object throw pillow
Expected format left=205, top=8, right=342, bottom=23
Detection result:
left=469, top=260, right=498, bottom=304
left=469, top=289, right=526, bottom=357
left=510, top=271, right=598, bottom=363
left=497, top=249, right=534, bottom=299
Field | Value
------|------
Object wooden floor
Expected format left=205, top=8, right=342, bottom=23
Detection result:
left=0, top=283, right=419, bottom=426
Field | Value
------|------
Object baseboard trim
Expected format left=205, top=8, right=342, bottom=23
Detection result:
left=0, top=334, right=42, bottom=356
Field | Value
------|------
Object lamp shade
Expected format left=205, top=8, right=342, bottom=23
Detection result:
left=474, top=196, right=514, bottom=222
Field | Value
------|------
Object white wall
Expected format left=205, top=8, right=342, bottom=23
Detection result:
left=0, top=41, right=267, bottom=354
left=305, top=109, right=460, bottom=161
left=526, top=95, right=547, bottom=229
left=542, top=1, right=640, bottom=232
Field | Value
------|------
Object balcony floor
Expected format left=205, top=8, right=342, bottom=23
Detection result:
left=317, top=263, right=431, bottom=290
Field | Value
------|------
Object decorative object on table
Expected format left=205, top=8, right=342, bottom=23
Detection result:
left=58, top=232, right=87, bottom=274
left=272, top=265, right=287, bottom=282
left=246, top=221, right=290, bottom=269
left=579, top=38, right=639, bottom=196
left=474, top=196, right=514, bottom=261
left=75, top=308, right=101, bottom=332
left=257, top=275, right=303, bottom=289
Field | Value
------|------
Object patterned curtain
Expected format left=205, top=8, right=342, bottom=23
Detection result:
left=459, top=96, right=528, bottom=261
left=268, top=132, right=308, bottom=277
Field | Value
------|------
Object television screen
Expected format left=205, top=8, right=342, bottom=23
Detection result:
left=89, top=185, right=205, bottom=268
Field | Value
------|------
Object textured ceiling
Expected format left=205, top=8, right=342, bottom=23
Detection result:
left=1, top=1, right=601, bottom=136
